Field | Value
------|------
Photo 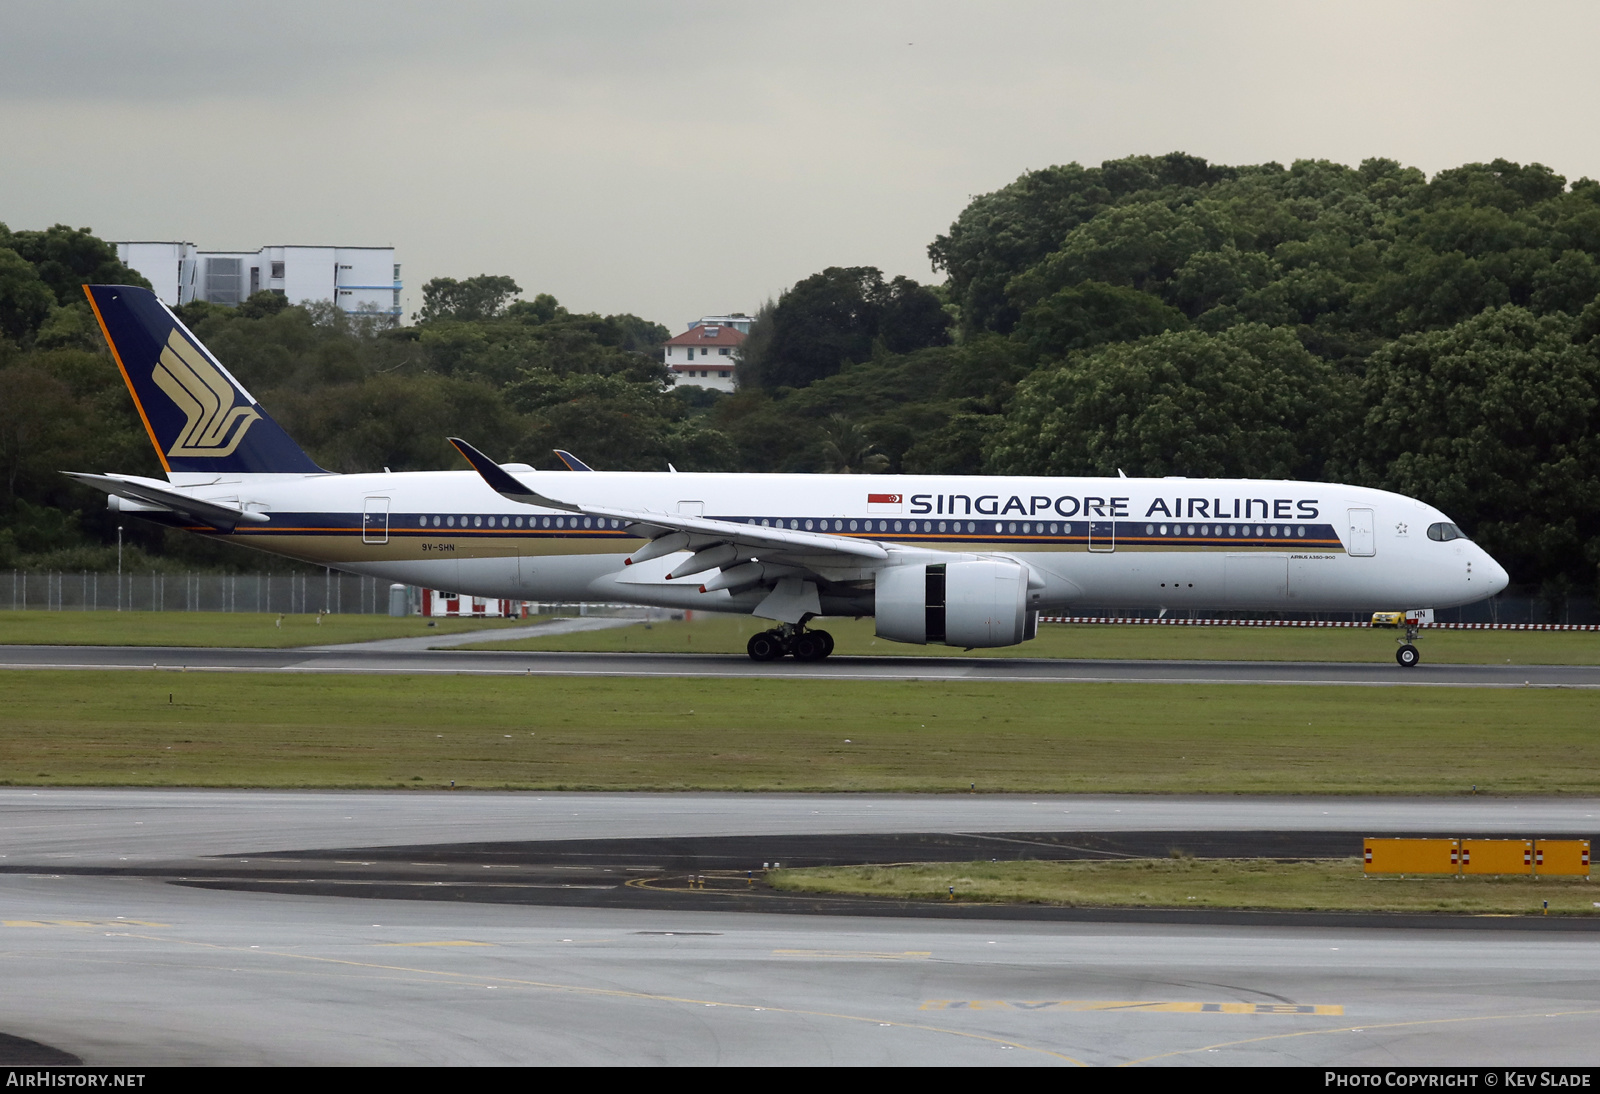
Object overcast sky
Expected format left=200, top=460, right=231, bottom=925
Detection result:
left=3, top=1, right=1598, bottom=328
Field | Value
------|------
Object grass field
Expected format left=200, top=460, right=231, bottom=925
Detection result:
left=463, top=613, right=1600, bottom=665
left=0, top=610, right=536, bottom=648
left=3, top=671, right=1598, bottom=793
left=768, top=858, right=1600, bottom=916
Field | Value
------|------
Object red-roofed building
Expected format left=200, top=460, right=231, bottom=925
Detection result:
left=665, top=315, right=748, bottom=392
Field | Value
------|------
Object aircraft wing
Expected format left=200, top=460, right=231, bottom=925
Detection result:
left=449, top=439, right=889, bottom=575
left=63, top=471, right=271, bottom=530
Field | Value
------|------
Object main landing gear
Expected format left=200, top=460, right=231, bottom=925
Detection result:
left=746, top=623, right=835, bottom=662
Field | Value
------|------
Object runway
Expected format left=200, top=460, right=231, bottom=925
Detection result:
left=3, top=790, right=1599, bottom=1065
left=5, top=644, right=1600, bottom=686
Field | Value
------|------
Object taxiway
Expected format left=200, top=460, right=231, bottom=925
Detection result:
left=4, top=644, right=1598, bottom=686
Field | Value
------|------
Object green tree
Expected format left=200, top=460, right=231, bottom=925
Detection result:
left=818, top=415, right=891, bottom=474
left=754, top=267, right=884, bottom=389
left=929, top=153, right=1235, bottom=336
left=743, top=267, right=948, bottom=390
left=418, top=274, right=523, bottom=322
left=987, top=325, right=1351, bottom=480
left=1012, top=280, right=1188, bottom=359
left=1356, top=306, right=1600, bottom=586
left=878, top=275, right=951, bottom=354
left=0, top=248, right=56, bottom=344
left=0, top=223, right=148, bottom=305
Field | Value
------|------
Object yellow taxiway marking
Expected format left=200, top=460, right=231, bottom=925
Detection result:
left=378, top=940, right=494, bottom=948
left=922, top=999, right=1342, bottom=1015
left=776, top=949, right=931, bottom=960
left=4, top=919, right=170, bottom=928
left=1118, top=1008, right=1600, bottom=1066
left=101, top=930, right=1081, bottom=1065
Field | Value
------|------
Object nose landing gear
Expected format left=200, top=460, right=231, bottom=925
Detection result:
left=1373, top=611, right=1424, bottom=668
left=746, top=622, right=835, bottom=662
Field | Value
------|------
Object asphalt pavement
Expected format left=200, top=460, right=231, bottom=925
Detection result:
left=4, top=644, right=1598, bottom=686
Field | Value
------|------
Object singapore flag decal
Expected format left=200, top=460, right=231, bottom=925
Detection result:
left=867, top=492, right=903, bottom=513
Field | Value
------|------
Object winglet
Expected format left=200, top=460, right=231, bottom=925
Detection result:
left=553, top=449, right=595, bottom=472
left=448, top=438, right=582, bottom=512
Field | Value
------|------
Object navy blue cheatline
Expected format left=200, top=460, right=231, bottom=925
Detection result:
left=83, top=284, right=325, bottom=475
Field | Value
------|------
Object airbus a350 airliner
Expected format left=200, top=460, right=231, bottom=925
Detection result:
left=66, top=285, right=1509, bottom=665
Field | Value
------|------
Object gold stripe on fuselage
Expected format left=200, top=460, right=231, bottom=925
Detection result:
left=197, top=529, right=1346, bottom=566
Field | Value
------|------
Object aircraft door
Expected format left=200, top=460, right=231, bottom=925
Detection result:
left=362, top=497, right=390, bottom=545
left=1346, top=507, right=1375, bottom=557
left=1088, top=520, right=1115, bottom=553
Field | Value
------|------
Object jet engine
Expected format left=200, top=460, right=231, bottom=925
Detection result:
left=874, top=560, right=1038, bottom=648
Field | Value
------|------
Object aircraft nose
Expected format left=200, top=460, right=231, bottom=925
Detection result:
left=1482, top=551, right=1509, bottom=596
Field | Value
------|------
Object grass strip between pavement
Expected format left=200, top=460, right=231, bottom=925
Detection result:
left=0, top=610, right=537, bottom=648
left=2, top=671, right=1598, bottom=793
left=767, top=858, right=1600, bottom=916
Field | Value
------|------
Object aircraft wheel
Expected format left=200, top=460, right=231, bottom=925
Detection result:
left=813, top=629, right=835, bottom=658
left=1396, top=643, right=1420, bottom=668
left=747, top=631, right=786, bottom=662
left=792, top=632, right=828, bottom=662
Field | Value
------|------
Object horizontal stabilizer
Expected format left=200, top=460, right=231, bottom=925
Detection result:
left=64, top=472, right=270, bottom=530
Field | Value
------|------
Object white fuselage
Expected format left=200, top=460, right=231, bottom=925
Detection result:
left=143, top=469, right=1510, bottom=625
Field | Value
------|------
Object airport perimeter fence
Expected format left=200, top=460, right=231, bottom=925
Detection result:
left=5, top=570, right=1597, bottom=626
left=1051, top=594, right=1598, bottom=627
left=6, top=569, right=400, bottom=615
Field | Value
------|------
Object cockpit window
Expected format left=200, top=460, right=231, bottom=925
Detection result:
left=1426, top=522, right=1467, bottom=542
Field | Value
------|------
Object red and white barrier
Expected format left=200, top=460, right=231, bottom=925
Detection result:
left=1039, top=616, right=1600, bottom=631
left=420, top=589, right=523, bottom=618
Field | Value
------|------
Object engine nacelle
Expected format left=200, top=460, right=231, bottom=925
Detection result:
left=874, top=560, right=1037, bottom=648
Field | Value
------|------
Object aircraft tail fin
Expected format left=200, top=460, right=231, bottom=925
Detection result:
left=83, top=284, right=325, bottom=476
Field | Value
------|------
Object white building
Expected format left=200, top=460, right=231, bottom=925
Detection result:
left=664, top=316, right=748, bottom=392
left=116, top=242, right=402, bottom=320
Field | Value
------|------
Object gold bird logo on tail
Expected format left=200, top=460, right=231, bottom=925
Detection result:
left=150, top=330, right=261, bottom=458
